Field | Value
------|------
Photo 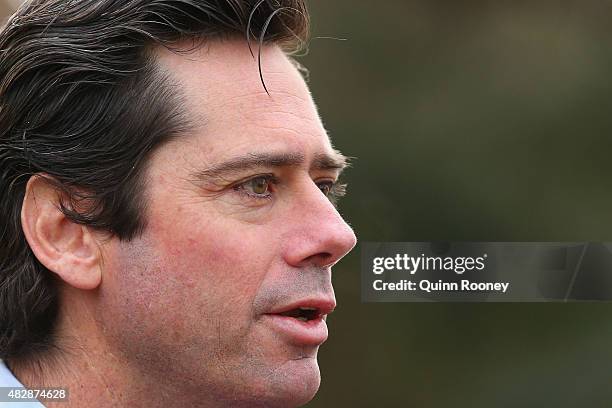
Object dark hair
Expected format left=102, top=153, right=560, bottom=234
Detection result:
left=0, top=0, right=309, bottom=362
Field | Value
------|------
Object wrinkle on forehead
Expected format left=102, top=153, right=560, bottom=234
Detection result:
left=152, top=39, right=313, bottom=115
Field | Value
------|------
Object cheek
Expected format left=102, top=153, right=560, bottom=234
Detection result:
left=100, top=197, right=285, bottom=362
left=99, top=235, right=251, bottom=367
left=123, top=213, right=279, bottom=341
left=152, top=218, right=273, bottom=300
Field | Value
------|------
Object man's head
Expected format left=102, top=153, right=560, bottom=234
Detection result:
left=0, top=1, right=356, bottom=406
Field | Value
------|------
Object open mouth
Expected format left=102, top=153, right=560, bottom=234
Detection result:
left=263, top=300, right=334, bottom=344
left=277, top=307, right=321, bottom=322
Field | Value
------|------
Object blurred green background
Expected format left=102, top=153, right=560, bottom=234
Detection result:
left=301, top=1, right=612, bottom=407
left=3, top=0, right=612, bottom=406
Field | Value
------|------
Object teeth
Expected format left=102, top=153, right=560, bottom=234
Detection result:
left=297, top=316, right=308, bottom=322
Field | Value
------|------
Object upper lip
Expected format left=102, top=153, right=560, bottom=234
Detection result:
left=266, top=297, right=336, bottom=317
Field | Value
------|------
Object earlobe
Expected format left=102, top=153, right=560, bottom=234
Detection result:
left=20, top=175, right=102, bottom=290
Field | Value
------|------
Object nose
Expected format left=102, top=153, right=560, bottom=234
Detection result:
left=283, top=181, right=357, bottom=268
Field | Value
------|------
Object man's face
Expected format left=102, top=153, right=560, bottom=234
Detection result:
left=99, top=40, right=356, bottom=407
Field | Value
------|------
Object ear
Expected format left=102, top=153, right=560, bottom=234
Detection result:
left=20, top=175, right=102, bottom=290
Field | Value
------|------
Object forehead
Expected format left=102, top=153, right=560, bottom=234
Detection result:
left=153, top=39, right=333, bottom=159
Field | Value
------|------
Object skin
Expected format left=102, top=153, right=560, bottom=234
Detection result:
left=16, top=39, right=356, bottom=408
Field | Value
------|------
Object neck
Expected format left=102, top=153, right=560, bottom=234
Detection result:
left=8, top=292, right=220, bottom=408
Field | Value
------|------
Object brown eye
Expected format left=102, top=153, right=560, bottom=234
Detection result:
left=233, top=175, right=278, bottom=201
left=318, top=181, right=332, bottom=196
left=316, top=180, right=347, bottom=205
left=245, top=176, right=271, bottom=196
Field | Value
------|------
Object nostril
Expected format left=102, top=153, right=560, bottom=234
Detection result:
left=301, top=252, right=333, bottom=267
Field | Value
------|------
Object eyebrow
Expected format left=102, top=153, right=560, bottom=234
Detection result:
left=193, top=150, right=348, bottom=181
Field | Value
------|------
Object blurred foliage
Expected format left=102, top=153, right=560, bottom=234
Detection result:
left=303, top=1, right=612, bottom=407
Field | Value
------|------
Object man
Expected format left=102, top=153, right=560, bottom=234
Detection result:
left=0, top=1, right=356, bottom=407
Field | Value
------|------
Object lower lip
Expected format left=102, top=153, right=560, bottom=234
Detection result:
left=262, top=314, right=328, bottom=346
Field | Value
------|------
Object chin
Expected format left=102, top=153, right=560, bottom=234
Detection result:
left=248, top=357, right=322, bottom=408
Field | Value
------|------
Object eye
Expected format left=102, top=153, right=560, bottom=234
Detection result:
left=316, top=180, right=347, bottom=203
left=234, top=175, right=277, bottom=199
left=247, top=177, right=270, bottom=195
left=317, top=181, right=334, bottom=196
